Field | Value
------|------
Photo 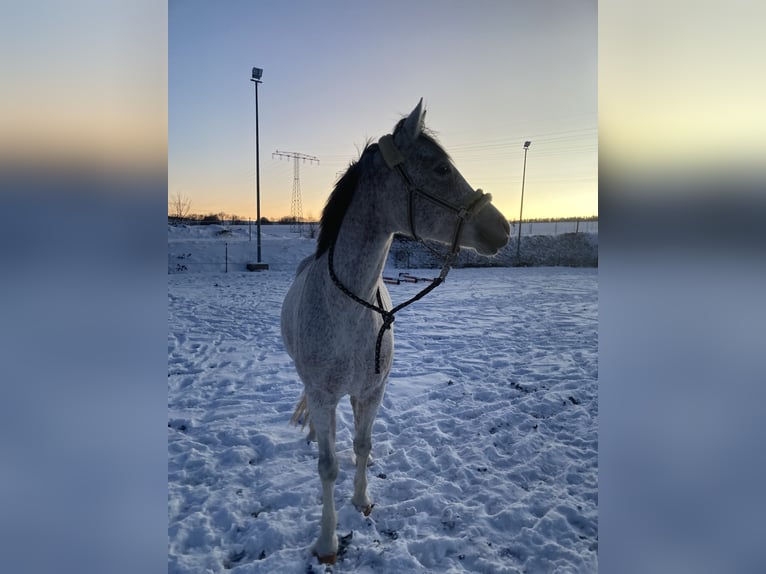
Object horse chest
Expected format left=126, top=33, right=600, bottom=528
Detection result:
left=291, top=307, right=391, bottom=389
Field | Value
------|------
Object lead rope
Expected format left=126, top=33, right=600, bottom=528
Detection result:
left=328, top=242, right=453, bottom=374
left=327, top=133, right=490, bottom=374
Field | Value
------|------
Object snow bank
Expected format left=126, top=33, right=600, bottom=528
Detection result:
left=168, top=224, right=598, bottom=275
left=391, top=233, right=598, bottom=269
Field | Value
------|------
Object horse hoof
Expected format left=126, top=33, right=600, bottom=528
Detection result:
left=314, top=551, right=336, bottom=565
left=363, top=503, right=374, bottom=517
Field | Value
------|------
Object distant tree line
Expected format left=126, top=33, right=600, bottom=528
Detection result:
left=168, top=213, right=271, bottom=226
left=168, top=213, right=326, bottom=226
left=512, top=215, right=599, bottom=223
left=169, top=211, right=598, bottom=226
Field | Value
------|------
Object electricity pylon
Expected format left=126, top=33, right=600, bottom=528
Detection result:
left=272, top=150, right=319, bottom=234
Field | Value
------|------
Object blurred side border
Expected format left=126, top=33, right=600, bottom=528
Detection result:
left=600, top=1, right=766, bottom=572
left=0, top=2, right=168, bottom=573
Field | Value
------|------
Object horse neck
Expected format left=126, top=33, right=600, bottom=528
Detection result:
left=330, top=187, right=395, bottom=301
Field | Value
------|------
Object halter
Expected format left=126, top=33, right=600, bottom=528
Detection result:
left=328, top=132, right=493, bottom=374
left=378, top=134, right=493, bottom=265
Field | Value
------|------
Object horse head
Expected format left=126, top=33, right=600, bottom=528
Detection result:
left=382, top=99, right=511, bottom=256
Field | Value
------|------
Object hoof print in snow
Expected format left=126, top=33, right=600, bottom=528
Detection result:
left=381, top=528, right=399, bottom=540
left=376, top=472, right=387, bottom=479
left=568, top=395, right=581, bottom=405
left=222, top=548, right=246, bottom=569
left=511, top=382, right=530, bottom=393
left=337, top=531, right=353, bottom=559
left=499, top=546, right=525, bottom=562
left=441, top=508, right=458, bottom=530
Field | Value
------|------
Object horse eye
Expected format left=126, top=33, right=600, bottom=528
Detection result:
left=434, top=164, right=450, bottom=176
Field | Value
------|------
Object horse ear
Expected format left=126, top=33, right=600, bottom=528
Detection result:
left=400, top=98, right=425, bottom=143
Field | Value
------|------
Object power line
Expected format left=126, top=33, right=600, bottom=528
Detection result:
left=272, top=150, right=319, bottom=233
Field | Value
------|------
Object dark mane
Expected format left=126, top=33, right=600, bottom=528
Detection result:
left=315, top=142, right=378, bottom=258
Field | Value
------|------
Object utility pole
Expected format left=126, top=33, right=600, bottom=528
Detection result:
left=515, top=140, right=532, bottom=265
left=272, top=150, right=319, bottom=234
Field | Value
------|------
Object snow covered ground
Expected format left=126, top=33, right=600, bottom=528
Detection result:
left=168, top=226, right=598, bottom=573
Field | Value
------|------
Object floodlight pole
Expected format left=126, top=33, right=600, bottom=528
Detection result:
left=248, top=67, right=268, bottom=270
left=516, top=140, right=531, bottom=265
left=251, top=72, right=262, bottom=262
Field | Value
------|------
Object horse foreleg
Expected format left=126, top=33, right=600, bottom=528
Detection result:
left=350, top=394, right=381, bottom=515
left=308, top=400, right=339, bottom=563
left=350, top=396, right=373, bottom=465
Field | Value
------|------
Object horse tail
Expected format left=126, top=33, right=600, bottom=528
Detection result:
left=289, top=392, right=310, bottom=430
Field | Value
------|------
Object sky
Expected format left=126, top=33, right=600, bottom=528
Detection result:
left=1, top=0, right=166, bottom=175
left=169, top=0, right=597, bottom=221
left=599, top=0, right=766, bottom=178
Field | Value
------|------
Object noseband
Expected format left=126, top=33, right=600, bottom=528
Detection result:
left=327, top=132, right=494, bottom=374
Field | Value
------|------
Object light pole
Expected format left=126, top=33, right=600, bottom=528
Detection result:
left=515, top=140, right=531, bottom=265
left=248, top=66, right=268, bottom=271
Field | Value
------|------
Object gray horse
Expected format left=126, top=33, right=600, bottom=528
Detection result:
left=280, top=99, right=510, bottom=564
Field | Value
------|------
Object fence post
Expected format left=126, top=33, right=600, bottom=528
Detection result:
left=225, top=242, right=228, bottom=273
